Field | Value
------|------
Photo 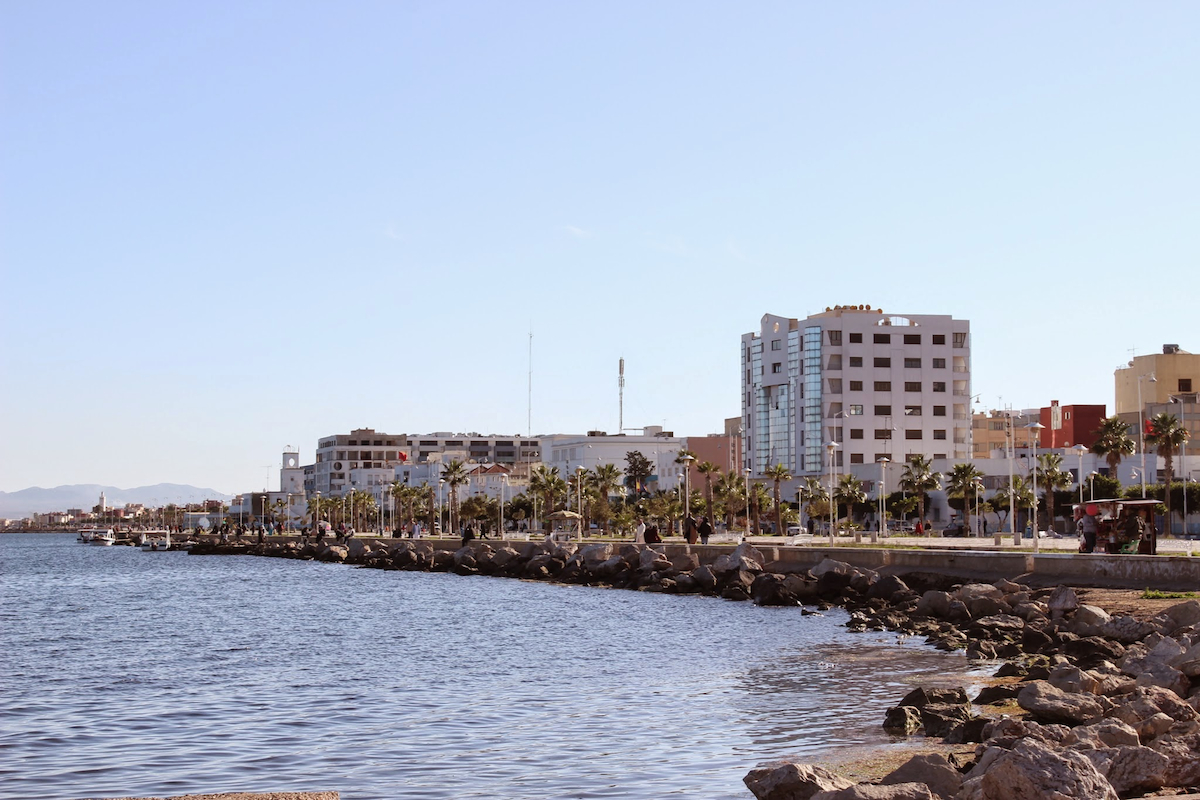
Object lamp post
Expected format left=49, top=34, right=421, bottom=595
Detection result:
left=1170, top=394, right=1190, bottom=537
left=499, top=474, right=508, bottom=540
left=875, top=456, right=889, bottom=544
left=680, top=453, right=695, bottom=526
left=743, top=466, right=751, bottom=541
left=1088, top=471, right=1098, bottom=502
left=1072, top=444, right=1088, bottom=505
left=576, top=467, right=586, bottom=540
left=1027, top=422, right=1045, bottom=551
left=286, top=492, right=291, bottom=533
left=825, top=441, right=839, bottom=545
left=1138, top=373, right=1157, bottom=498
left=438, top=479, right=445, bottom=536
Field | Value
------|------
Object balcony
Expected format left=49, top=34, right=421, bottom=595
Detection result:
left=953, top=366, right=969, bottom=373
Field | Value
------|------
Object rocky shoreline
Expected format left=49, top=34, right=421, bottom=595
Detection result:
left=190, top=538, right=1200, bottom=799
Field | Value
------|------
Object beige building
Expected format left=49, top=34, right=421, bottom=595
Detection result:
left=1115, top=344, right=1198, bottom=415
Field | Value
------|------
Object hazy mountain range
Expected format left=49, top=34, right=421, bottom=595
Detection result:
left=0, top=484, right=234, bottom=518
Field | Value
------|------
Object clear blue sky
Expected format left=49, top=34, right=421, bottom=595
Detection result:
left=2, top=2, right=1197, bottom=494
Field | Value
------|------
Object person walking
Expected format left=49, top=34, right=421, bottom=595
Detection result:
left=698, top=515, right=712, bottom=545
left=635, top=518, right=646, bottom=544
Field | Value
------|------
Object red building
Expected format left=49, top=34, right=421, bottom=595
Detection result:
left=1039, top=401, right=1107, bottom=450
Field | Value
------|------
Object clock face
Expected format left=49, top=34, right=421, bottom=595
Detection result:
left=288, top=457, right=297, bottom=467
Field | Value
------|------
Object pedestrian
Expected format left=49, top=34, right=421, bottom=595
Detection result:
left=461, top=525, right=475, bottom=548
left=684, top=515, right=698, bottom=545
left=1077, top=506, right=1098, bottom=553
left=698, top=515, right=712, bottom=545
left=635, top=518, right=646, bottom=544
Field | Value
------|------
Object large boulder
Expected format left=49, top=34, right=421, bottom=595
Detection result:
left=690, top=565, right=718, bottom=593
left=1069, top=605, right=1113, bottom=637
left=1107, top=685, right=1200, bottom=731
left=1017, top=681, right=1104, bottom=725
left=1149, top=728, right=1200, bottom=787
left=638, top=548, right=672, bottom=573
left=962, top=739, right=1118, bottom=800
left=914, top=591, right=951, bottom=618
left=1062, top=718, right=1141, bottom=749
left=1150, top=600, right=1200, bottom=636
left=744, top=762, right=854, bottom=800
left=1047, top=585, right=1079, bottom=618
left=811, top=785, right=934, bottom=800
left=880, top=753, right=961, bottom=800
left=578, top=543, right=613, bottom=573
left=1077, top=745, right=1169, bottom=795
left=867, top=575, right=911, bottom=603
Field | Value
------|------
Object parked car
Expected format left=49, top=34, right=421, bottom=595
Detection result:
left=942, top=524, right=968, bottom=537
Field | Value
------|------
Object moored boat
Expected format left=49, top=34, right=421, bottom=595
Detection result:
left=140, top=530, right=175, bottom=551
left=87, top=528, right=116, bottom=545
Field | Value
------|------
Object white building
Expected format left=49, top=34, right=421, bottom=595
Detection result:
left=543, top=428, right=686, bottom=493
left=742, top=306, right=972, bottom=477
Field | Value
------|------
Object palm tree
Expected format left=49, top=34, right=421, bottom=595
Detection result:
left=591, top=463, right=623, bottom=533
left=945, top=462, right=985, bottom=534
left=800, top=476, right=829, bottom=529
left=834, top=474, right=867, bottom=527
left=899, top=455, right=941, bottom=529
left=995, top=475, right=1035, bottom=534
left=763, top=463, right=792, bottom=535
left=441, top=459, right=470, bottom=536
left=695, top=461, right=720, bottom=524
left=1090, top=415, right=1136, bottom=489
left=1147, top=413, right=1190, bottom=533
left=1035, top=453, right=1074, bottom=533
left=529, top=464, right=566, bottom=533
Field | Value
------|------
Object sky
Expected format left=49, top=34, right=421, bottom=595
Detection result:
left=2, top=1, right=1198, bottom=495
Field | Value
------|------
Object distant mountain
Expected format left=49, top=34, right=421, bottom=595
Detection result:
left=0, top=484, right=234, bottom=518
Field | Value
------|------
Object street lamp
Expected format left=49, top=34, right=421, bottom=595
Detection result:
left=499, top=474, right=508, bottom=540
left=743, top=466, right=752, bottom=541
left=575, top=467, right=586, bottom=540
left=680, top=453, right=695, bottom=525
left=875, top=456, right=889, bottom=544
left=1170, top=394, right=1190, bottom=537
left=1027, top=422, right=1044, bottom=551
left=825, top=441, right=840, bottom=544
left=1072, top=444, right=1088, bottom=504
left=1088, top=471, right=1098, bottom=502
left=1138, top=373, right=1157, bottom=498
left=438, top=479, right=445, bottom=536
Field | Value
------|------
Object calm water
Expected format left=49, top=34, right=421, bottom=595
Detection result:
left=0, top=534, right=980, bottom=800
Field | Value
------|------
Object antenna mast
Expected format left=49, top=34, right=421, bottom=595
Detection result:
left=527, top=330, right=533, bottom=436
left=618, top=357, right=625, bottom=433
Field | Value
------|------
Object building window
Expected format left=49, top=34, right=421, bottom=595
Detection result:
left=828, top=354, right=842, bottom=369
left=828, top=379, right=842, bottom=393
left=850, top=429, right=864, bottom=439
left=904, top=358, right=921, bottom=369
left=932, top=382, right=946, bottom=392
left=849, top=356, right=863, bottom=367
left=849, top=332, right=863, bottom=343
left=904, top=334, right=921, bottom=345
left=771, top=340, right=781, bottom=351
left=874, top=381, right=891, bottom=391
left=772, top=363, right=782, bottom=373
left=904, top=405, right=922, bottom=416
left=874, top=333, right=891, bottom=344
left=932, top=358, right=946, bottom=369
left=874, top=357, right=891, bottom=368
left=874, top=429, right=893, bottom=439
left=906, top=430, right=923, bottom=440
left=874, top=405, right=892, bottom=416
left=932, top=334, right=946, bottom=345
left=933, top=406, right=946, bottom=416
left=953, top=332, right=967, bottom=348
left=849, top=381, right=863, bottom=391
left=904, top=381, right=921, bottom=392
left=828, top=330, right=842, bottom=345
left=850, top=453, right=864, bottom=464
left=933, top=430, right=947, bottom=440
left=934, top=453, right=946, bottom=460
left=1181, top=378, right=1193, bottom=392
left=848, top=405, right=864, bottom=415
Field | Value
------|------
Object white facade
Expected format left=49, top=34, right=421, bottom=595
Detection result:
left=742, top=306, right=971, bottom=477
left=543, top=433, right=686, bottom=492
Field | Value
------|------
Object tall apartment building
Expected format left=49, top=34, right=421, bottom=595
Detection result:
left=741, top=306, right=971, bottom=476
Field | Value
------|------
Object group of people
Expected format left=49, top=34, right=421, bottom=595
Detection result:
left=633, top=515, right=713, bottom=545
left=1074, top=504, right=1157, bottom=554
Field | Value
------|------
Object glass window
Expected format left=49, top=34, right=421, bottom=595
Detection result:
left=874, top=381, right=891, bottom=391
left=933, top=406, right=946, bottom=416
left=874, top=429, right=892, bottom=439
left=933, top=430, right=947, bottom=440
left=849, top=332, right=863, bottom=343
left=904, top=405, right=922, bottom=416
left=932, top=382, right=946, bottom=392
left=903, top=334, right=921, bottom=345
left=905, top=430, right=923, bottom=440
left=874, top=405, right=892, bottom=416
left=771, top=340, right=781, bottom=351
left=849, top=356, right=863, bottom=367
left=874, top=357, right=891, bottom=368
left=905, top=381, right=921, bottom=392
left=828, top=354, right=842, bottom=369
left=850, top=429, right=864, bottom=439
left=772, top=363, right=782, bottom=373
left=932, top=358, right=946, bottom=369
left=932, top=334, right=946, bottom=345
left=827, top=330, right=842, bottom=345
left=850, top=453, right=864, bottom=464
left=1181, top=378, right=1193, bottom=392
left=904, top=358, right=921, bottom=368
left=953, top=332, right=967, bottom=347
left=874, top=333, right=891, bottom=344
left=848, top=405, right=864, bottom=415
left=849, top=381, right=863, bottom=391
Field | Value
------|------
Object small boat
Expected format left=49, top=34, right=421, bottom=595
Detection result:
left=140, top=530, right=174, bottom=552
left=87, top=528, right=116, bottom=546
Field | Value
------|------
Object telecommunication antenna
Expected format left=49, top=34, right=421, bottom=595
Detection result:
left=527, top=329, right=533, bottom=436
left=619, top=357, right=625, bottom=433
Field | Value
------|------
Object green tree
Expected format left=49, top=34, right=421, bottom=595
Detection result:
left=624, top=451, right=654, bottom=496
left=529, top=464, right=567, bottom=533
left=441, top=460, right=469, bottom=536
left=899, top=455, right=941, bottom=527
left=1035, top=453, right=1074, bottom=532
left=834, top=474, right=867, bottom=526
left=945, top=462, right=985, bottom=534
left=696, top=461, right=720, bottom=525
left=763, top=463, right=792, bottom=535
left=1146, top=413, right=1190, bottom=533
left=1090, top=415, right=1136, bottom=483
left=592, top=463, right=623, bottom=532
